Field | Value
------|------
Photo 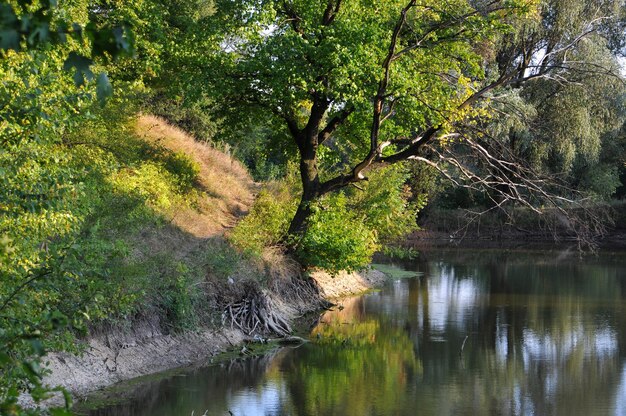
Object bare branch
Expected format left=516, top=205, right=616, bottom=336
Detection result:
left=412, top=134, right=609, bottom=249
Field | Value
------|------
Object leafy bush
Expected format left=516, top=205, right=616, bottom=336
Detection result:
left=349, top=165, right=420, bottom=244
left=163, top=151, right=201, bottom=192
left=160, top=263, right=202, bottom=331
left=109, top=161, right=192, bottom=214
left=0, top=99, right=211, bottom=412
left=230, top=165, right=419, bottom=273
left=295, top=165, right=419, bottom=273
left=229, top=183, right=296, bottom=255
left=296, top=193, right=379, bottom=274
left=577, top=163, right=621, bottom=200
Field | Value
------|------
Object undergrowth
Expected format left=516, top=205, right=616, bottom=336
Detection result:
left=229, top=164, right=420, bottom=274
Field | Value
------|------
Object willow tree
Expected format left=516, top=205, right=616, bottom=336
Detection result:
left=482, top=0, right=626, bottom=190
left=414, top=0, right=626, bottom=239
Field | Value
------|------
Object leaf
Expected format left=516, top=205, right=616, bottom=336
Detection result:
left=0, top=28, right=19, bottom=50
left=28, top=338, right=45, bottom=356
left=96, top=72, right=113, bottom=106
left=63, top=51, right=94, bottom=87
left=28, top=21, right=51, bottom=46
left=112, top=26, right=129, bottom=52
left=71, top=22, right=83, bottom=41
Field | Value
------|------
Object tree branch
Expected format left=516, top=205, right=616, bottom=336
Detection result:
left=322, top=0, right=342, bottom=25
left=349, top=0, right=416, bottom=179
left=280, top=1, right=305, bottom=36
left=0, top=268, right=53, bottom=313
left=318, top=105, right=354, bottom=145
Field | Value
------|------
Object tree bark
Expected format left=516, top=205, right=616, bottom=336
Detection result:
left=288, top=148, right=321, bottom=235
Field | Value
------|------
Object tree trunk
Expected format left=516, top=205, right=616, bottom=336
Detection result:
left=288, top=146, right=320, bottom=236
left=285, top=95, right=329, bottom=237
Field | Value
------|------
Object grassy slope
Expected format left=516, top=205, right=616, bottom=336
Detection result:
left=32, top=115, right=390, bottom=406
left=62, top=113, right=265, bottom=332
left=134, top=115, right=255, bottom=238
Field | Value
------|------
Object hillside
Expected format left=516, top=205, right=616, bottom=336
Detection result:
left=134, top=115, right=255, bottom=237
left=24, top=114, right=385, bottom=409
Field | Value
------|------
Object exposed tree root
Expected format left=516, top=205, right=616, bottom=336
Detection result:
left=223, top=291, right=292, bottom=336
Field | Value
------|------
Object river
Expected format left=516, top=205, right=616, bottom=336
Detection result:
left=78, top=248, right=626, bottom=416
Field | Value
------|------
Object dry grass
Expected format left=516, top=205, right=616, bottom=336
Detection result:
left=134, top=114, right=256, bottom=238
left=261, top=247, right=301, bottom=281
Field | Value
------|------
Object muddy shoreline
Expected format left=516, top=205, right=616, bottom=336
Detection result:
left=26, top=269, right=387, bottom=410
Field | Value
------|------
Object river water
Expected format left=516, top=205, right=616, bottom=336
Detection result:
left=79, top=248, right=626, bottom=416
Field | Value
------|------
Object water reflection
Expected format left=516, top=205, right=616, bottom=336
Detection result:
left=81, top=250, right=626, bottom=416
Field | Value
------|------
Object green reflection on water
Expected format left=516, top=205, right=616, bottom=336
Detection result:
left=275, top=296, right=423, bottom=416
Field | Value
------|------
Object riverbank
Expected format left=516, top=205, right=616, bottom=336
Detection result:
left=12, top=114, right=392, bottom=412
left=405, top=229, right=626, bottom=251
left=29, top=268, right=386, bottom=410
left=411, top=202, right=626, bottom=250
left=72, top=249, right=626, bottom=416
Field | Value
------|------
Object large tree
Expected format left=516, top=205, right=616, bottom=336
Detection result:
left=209, top=0, right=623, bottom=239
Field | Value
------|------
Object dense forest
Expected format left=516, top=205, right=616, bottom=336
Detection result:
left=1, top=0, right=625, bottom=414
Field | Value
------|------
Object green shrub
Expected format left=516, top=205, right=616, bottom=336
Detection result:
left=350, top=165, right=420, bottom=244
left=202, top=239, right=242, bottom=279
left=163, top=151, right=201, bottom=192
left=578, top=164, right=621, bottom=200
left=229, top=184, right=296, bottom=255
left=294, top=165, right=419, bottom=273
left=160, top=263, right=200, bottom=330
left=296, top=193, right=378, bottom=274
left=109, top=162, right=185, bottom=213
left=230, top=165, right=419, bottom=273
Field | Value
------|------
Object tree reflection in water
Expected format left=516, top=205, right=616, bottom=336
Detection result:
left=82, top=250, right=626, bottom=416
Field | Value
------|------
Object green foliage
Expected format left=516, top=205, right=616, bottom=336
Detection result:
left=0, top=100, right=210, bottom=412
left=576, top=164, right=622, bottom=200
left=226, top=123, right=296, bottom=182
left=481, top=0, right=626, bottom=201
left=162, top=151, right=200, bottom=192
left=348, top=166, right=420, bottom=244
left=229, top=184, right=297, bottom=255
left=210, top=0, right=520, bottom=147
left=0, top=0, right=134, bottom=106
left=296, top=193, right=378, bottom=274
left=110, top=162, right=184, bottom=212
left=160, top=263, right=199, bottom=330
left=1, top=0, right=624, bottom=412
left=231, top=165, right=419, bottom=273
left=201, top=239, right=242, bottom=280
left=380, top=245, right=419, bottom=261
left=145, top=93, right=220, bottom=143
left=371, top=263, right=421, bottom=278
left=294, top=167, right=419, bottom=273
